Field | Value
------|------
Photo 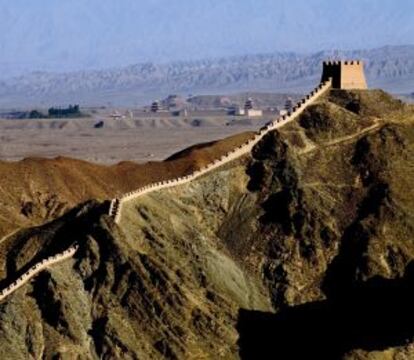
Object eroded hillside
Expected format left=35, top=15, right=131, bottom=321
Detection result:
left=0, top=90, right=413, bottom=359
left=0, top=131, right=253, bottom=238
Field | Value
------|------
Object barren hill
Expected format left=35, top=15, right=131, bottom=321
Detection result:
left=0, top=89, right=414, bottom=359
left=0, top=131, right=253, bottom=238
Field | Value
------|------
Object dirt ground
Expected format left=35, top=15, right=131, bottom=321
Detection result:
left=0, top=115, right=269, bottom=164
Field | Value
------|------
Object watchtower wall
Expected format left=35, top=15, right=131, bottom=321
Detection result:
left=321, top=60, right=367, bottom=89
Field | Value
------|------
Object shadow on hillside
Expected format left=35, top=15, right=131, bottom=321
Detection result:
left=0, top=200, right=107, bottom=288
left=237, top=262, right=414, bottom=360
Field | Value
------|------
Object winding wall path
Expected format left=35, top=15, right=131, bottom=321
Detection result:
left=0, top=244, right=78, bottom=302
left=0, top=78, right=332, bottom=303
left=109, top=79, right=333, bottom=224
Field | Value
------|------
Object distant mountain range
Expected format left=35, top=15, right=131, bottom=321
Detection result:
left=1, top=45, right=413, bottom=108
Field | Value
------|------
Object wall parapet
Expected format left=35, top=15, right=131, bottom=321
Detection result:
left=0, top=244, right=79, bottom=302
left=108, top=79, right=332, bottom=224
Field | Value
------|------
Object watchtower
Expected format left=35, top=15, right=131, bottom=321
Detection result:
left=321, top=60, right=367, bottom=89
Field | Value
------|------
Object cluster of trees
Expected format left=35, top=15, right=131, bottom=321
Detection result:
left=28, top=110, right=44, bottom=119
left=28, top=105, right=84, bottom=119
left=48, top=105, right=81, bottom=118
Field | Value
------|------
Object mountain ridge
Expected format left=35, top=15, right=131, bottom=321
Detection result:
left=0, top=89, right=413, bottom=359
left=1, top=45, right=414, bottom=108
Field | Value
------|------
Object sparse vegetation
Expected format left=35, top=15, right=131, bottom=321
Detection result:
left=48, top=104, right=83, bottom=118
left=22, top=105, right=87, bottom=119
left=28, top=110, right=44, bottom=119
left=0, top=90, right=413, bottom=359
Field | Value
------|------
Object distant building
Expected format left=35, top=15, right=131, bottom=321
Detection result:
left=244, top=98, right=254, bottom=110
left=244, top=98, right=262, bottom=117
left=151, top=101, right=160, bottom=113
left=227, top=106, right=244, bottom=116
left=172, top=109, right=188, bottom=117
left=229, top=98, right=263, bottom=117
left=284, top=97, right=294, bottom=113
left=126, top=110, right=134, bottom=119
left=110, top=110, right=123, bottom=119
left=235, top=107, right=246, bottom=116
left=246, top=109, right=263, bottom=117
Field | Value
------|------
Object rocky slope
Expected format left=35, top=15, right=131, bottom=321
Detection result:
left=0, top=89, right=413, bottom=359
left=0, top=131, right=252, bottom=239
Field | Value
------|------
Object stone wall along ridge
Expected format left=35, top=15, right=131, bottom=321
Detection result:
left=110, top=79, right=332, bottom=224
left=0, top=244, right=79, bottom=302
left=0, top=81, right=332, bottom=301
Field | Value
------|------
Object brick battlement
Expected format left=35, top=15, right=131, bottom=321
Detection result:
left=0, top=60, right=368, bottom=304
left=0, top=80, right=331, bottom=302
left=109, top=77, right=334, bottom=224
left=323, top=60, right=362, bottom=66
left=0, top=244, right=78, bottom=302
left=321, top=60, right=367, bottom=89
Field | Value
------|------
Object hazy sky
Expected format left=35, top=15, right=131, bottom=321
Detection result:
left=0, top=0, right=413, bottom=75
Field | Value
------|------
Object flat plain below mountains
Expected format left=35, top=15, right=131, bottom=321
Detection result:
left=0, top=115, right=267, bottom=164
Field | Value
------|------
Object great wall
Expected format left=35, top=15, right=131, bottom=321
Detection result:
left=109, top=79, right=333, bottom=224
left=0, top=60, right=368, bottom=303
left=0, top=244, right=79, bottom=302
